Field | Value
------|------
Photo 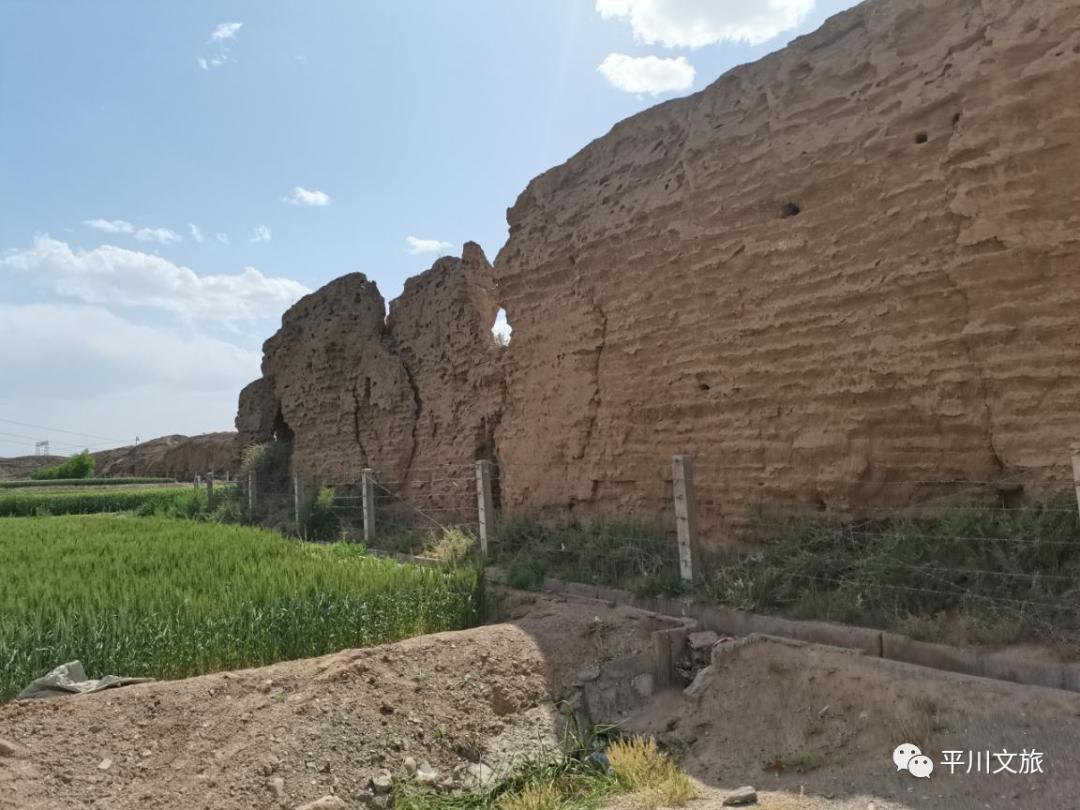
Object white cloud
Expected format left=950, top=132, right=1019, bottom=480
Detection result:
left=84, top=219, right=182, bottom=245
left=83, top=219, right=134, bottom=235
left=0, top=303, right=260, bottom=400
left=596, top=0, right=815, bottom=47
left=598, top=53, right=695, bottom=95
left=133, top=227, right=182, bottom=245
left=210, top=22, right=243, bottom=42
left=405, top=236, right=453, bottom=255
left=189, top=223, right=205, bottom=243
left=282, top=186, right=331, bottom=207
left=0, top=237, right=309, bottom=324
left=199, top=22, right=242, bottom=71
left=250, top=225, right=271, bottom=243
left=216, top=233, right=230, bottom=245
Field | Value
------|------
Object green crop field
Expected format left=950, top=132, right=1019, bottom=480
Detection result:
left=0, top=485, right=204, bottom=517
left=0, top=477, right=175, bottom=489
left=0, top=516, right=483, bottom=700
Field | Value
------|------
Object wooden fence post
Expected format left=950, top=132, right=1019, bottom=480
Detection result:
left=206, top=472, right=215, bottom=510
left=247, top=468, right=257, bottom=518
left=672, top=455, right=699, bottom=584
left=1071, top=454, right=1080, bottom=520
left=476, top=460, right=495, bottom=558
left=361, top=468, right=375, bottom=543
left=293, top=471, right=303, bottom=535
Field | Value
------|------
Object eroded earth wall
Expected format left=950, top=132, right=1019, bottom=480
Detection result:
left=239, top=0, right=1080, bottom=542
left=492, top=0, right=1080, bottom=537
left=237, top=243, right=504, bottom=512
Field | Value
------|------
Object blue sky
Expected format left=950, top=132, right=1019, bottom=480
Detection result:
left=0, top=0, right=858, bottom=458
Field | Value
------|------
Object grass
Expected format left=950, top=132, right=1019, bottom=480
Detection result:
left=0, top=477, right=175, bottom=489
left=392, top=735, right=694, bottom=810
left=607, top=737, right=697, bottom=810
left=0, top=515, right=484, bottom=701
left=701, top=494, right=1080, bottom=647
left=0, top=485, right=211, bottom=517
left=492, top=515, right=682, bottom=597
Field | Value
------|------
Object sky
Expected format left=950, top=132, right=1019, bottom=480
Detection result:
left=0, top=0, right=859, bottom=458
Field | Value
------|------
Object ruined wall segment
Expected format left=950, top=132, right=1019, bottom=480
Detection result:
left=237, top=247, right=505, bottom=510
left=493, top=0, right=1080, bottom=537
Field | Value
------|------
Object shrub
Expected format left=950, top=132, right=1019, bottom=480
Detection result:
left=30, top=450, right=95, bottom=480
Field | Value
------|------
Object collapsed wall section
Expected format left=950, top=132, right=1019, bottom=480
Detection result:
left=492, top=0, right=1080, bottom=538
left=236, top=244, right=504, bottom=512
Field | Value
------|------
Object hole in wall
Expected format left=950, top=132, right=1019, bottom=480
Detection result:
left=780, top=202, right=801, bottom=218
left=491, top=307, right=512, bottom=347
left=914, top=131, right=929, bottom=144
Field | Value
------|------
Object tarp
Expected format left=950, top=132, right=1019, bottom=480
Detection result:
left=17, top=661, right=153, bottom=700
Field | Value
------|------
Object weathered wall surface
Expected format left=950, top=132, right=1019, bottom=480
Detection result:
left=493, top=0, right=1080, bottom=537
left=237, top=243, right=504, bottom=510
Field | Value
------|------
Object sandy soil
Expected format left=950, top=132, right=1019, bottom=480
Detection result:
left=4, top=592, right=1080, bottom=810
left=0, top=593, right=670, bottom=810
left=624, top=636, right=1080, bottom=810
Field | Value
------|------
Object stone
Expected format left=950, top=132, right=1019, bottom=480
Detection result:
left=466, top=763, right=494, bottom=787
left=631, top=672, right=654, bottom=699
left=370, top=770, right=393, bottom=795
left=268, top=777, right=286, bottom=798
left=415, top=761, right=438, bottom=785
left=574, top=664, right=601, bottom=684
left=295, top=797, right=346, bottom=810
left=97, top=759, right=113, bottom=771
left=722, top=786, right=757, bottom=806
left=688, top=631, right=719, bottom=651
left=0, top=739, right=18, bottom=757
left=402, top=756, right=417, bottom=775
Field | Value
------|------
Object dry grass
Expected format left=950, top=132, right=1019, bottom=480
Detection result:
left=499, top=783, right=563, bottom=810
left=606, top=737, right=697, bottom=810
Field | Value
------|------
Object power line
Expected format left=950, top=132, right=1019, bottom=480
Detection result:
left=0, top=417, right=126, bottom=445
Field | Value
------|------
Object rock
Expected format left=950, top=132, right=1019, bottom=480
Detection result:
left=295, top=797, right=346, bottom=810
left=370, top=770, right=393, bottom=795
left=97, top=758, right=113, bottom=771
left=466, top=763, right=494, bottom=786
left=631, top=673, right=654, bottom=699
left=0, top=739, right=18, bottom=757
left=403, top=756, right=417, bottom=775
left=688, top=631, right=719, bottom=651
left=722, top=786, right=757, bottom=806
left=573, top=664, right=601, bottom=684
left=268, top=777, right=286, bottom=798
left=415, top=761, right=438, bottom=785
left=684, top=666, right=715, bottom=698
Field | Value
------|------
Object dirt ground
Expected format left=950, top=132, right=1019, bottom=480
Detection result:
left=0, top=593, right=671, bottom=810
left=625, top=636, right=1080, bottom=810
left=3, top=591, right=1080, bottom=810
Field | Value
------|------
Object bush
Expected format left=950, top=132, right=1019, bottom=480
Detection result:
left=30, top=450, right=95, bottom=480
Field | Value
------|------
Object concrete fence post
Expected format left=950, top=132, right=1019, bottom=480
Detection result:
left=293, top=471, right=303, bottom=535
left=672, top=455, right=699, bottom=584
left=361, top=468, right=376, bottom=543
left=1072, top=454, right=1080, bottom=521
left=193, top=474, right=201, bottom=492
left=247, top=468, right=257, bottom=518
left=206, top=472, right=215, bottom=511
left=476, top=460, right=495, bottom=558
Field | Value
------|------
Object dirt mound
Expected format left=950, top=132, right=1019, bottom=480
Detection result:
left=0, top=456, right=65, bottom=481
left=625, top=636, right=1080, bottom=810
left=91, top=433, right=240, bottom=480
left=0, top=593, right=670, bottom=810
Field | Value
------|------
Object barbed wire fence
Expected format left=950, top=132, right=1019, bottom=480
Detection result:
left=253, top=451, right=1080, bottom=646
